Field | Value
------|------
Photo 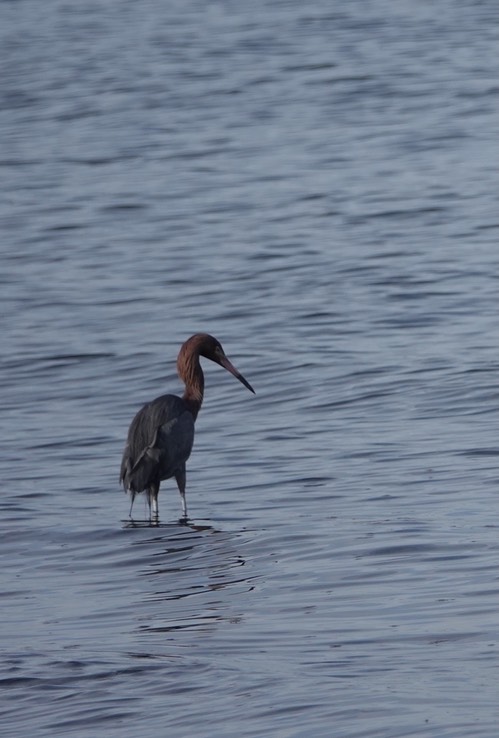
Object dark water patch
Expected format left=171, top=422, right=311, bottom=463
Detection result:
left=99, top=203, right=149, bottom=213
left=476, top=222, right=499, bottom=231
left=0, top=158, right=43, bottom=167
left=61, top=155, right=138, bottom=166
left=457, top=447, right=499, bottom=457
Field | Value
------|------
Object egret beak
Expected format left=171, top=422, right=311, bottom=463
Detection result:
left=219, top=355, right=255, bottom=394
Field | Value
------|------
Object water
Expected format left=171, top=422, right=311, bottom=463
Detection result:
left=1, top=0, right=498, bottom=736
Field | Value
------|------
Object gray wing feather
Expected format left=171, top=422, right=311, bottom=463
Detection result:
left=120, top=395, right=195, bottom=494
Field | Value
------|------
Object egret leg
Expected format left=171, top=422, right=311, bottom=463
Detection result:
left=128, top=490, right=136, bottom=519
left=175, top=466, right=188, bottom=520
left=147, top=483, right=160, bottom=521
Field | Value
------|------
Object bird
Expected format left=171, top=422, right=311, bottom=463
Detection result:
left=120, top=333, right=255, bottom=521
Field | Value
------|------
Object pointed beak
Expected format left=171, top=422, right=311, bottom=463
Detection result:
left=219, top=355, right=255, bottom=394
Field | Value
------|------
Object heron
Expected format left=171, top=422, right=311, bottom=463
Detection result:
left=120, top=333, right=255, bottom=521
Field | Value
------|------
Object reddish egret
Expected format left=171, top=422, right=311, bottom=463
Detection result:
left=120, top=333, right=255, bottom=521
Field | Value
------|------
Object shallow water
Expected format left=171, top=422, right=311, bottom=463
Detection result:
left=1, top=0, right=498, bottom=736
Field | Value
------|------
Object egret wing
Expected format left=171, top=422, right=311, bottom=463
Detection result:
left=120, top=394, right=195, bottom=493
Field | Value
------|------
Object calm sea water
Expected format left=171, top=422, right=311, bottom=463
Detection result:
left=1, top=1, right=498, bottom=736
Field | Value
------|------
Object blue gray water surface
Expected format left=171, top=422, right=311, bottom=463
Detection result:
left=1, top=1, right=498, bottom=736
